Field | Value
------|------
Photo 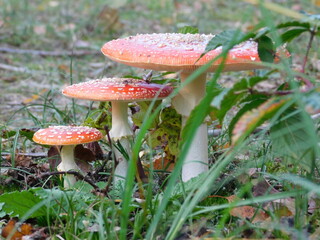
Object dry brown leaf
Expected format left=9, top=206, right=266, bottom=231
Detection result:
left=75, top=145, right=96, bottom=163
left=22, top=89, right=48, bottom=104
left=252, top=178, right=279, bottom=197
left=144, top=154, right=175, bottom=172
left=85, top=141, right=104, bottom=159
left=209, top=195, right=269, bottom=223
left=1, top=219, right=33, bottom=240
left=5, top=151, right=33, bottom=168
left=14, top=154, right=32, bottom=168
left=267, top=198, right=295, bottom=216
left=58, top=64, right=70, bottom=73
left=48, top=144, right=96, bottom=173
left=48, top=146, right=61, bottom=169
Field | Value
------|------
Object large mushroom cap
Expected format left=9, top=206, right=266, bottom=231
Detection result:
left=101, top=33, right=280, bottom=72
left=33, top=126, right=103, bottom=145
left=62, top=78, right=173, bottom=101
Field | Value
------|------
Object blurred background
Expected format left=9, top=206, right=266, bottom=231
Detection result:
left=0, top=0, right=316, bottom=127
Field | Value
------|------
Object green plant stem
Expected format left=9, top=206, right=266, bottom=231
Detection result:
left=299, top=29, right=316, bottom=88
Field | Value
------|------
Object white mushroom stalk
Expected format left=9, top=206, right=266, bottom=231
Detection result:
left=57, top=145, right=81, bottom=188
left=172, top=72, right=208, bottom=182
left=109, top=101, right=133, bottom=184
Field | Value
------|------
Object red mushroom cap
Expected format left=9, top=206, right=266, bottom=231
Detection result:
left=33, top=126, right=103, bottom=145
left=101, top=33, right=280, bottom=72
left=62, top=78, right=173, bottom=101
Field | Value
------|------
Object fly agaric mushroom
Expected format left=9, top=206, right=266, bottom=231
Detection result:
left=62, top=78, right=173, bottom=183
left=101, top=33, right=289, bottom=182
left=33, top=125, right=103, bottom=188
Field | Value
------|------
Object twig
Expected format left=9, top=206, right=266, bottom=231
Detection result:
left=248, top=89, right=295, bottom=96
left=299, top=29, right=316, bottom=88
left=0, top=47, right=99, bottom=57
left=1, top=152, right=47, bottom=157
left=0, top=63, right=32, bottom=74
left=143, top=70, right=153, bottom=83
left=39, top=171, right=99, bottom=190
left=103, top=125, right=114, bottom=194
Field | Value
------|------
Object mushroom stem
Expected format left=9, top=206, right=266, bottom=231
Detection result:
left=110, top=101, right=133, bottom=138
left=173, top=72, right=209, bottom=182
left=109, top=101, right=133, bottom=184
left=58, top=145, right=81, bottom=189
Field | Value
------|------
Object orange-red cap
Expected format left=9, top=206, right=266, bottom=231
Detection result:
left=101, top=33, right=274, bottom=72
left=62, top=78, right=173, bottom=101
left=33, top=126, right=103, bottom=145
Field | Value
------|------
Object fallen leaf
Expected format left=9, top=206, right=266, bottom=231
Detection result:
left=144, top=153, right=175, bottom=172
left=252, top=178, right=279, bottom=197
left=5, top=151, right=33, bottom=168
left=48, top=146, right=61, bottom=169
left=209, top=195, right=269, bottom=223
left=232, top=97, right=288, bottom=145
left=15, top=154, right=32, bottom=168
left=1, top=219, right=33, bottom=240
left=85, top=141, right=104, bottom=159
left=75, top=144, right=96, bottom=163
left=48, top=144, right=96, bottom=173
left=22, top=89, right=48, bottom=104
left=58, top=64, right=70, bottom=73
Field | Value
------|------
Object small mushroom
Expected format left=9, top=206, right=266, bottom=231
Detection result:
left=62, top=78, right=173, bottom=183
left=33, top=125, right=103, bottom=188
left=101, top=33, right=289, bottom=182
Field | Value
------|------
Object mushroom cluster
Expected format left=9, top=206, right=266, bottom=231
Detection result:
left=33, top=32, right=288, bottom=188
left=101, top=33, right=288, bottom=182
left=62, top=78, right=173, bottom=183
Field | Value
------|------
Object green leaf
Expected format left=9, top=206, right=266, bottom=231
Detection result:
left=132, top=101, right=161, bottom=128
left=277, top=21, right=310, bottom=29
left=254, top=27, right=271, bottom=39
left=281, top=28, right=309, bottom=43
left=204, top=30, right=249, bottom=53
left=1, top=130, right=16, bottom=139
left=35, top=188, right=97, bottom=210
left=0, top=190, right=47, bottom=218
left=232, top=97, right=288, bottom=145
left=211, top=77, right=268, bottom=122
left=19, top=128, right=36, bottom=141
left=270, top=109, right=317, bottom=171
left=257, top=35, right=275, bottom=63
left=149, top=107, right=181, bottom=157
left=178, top=26, right=199, bottom=34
